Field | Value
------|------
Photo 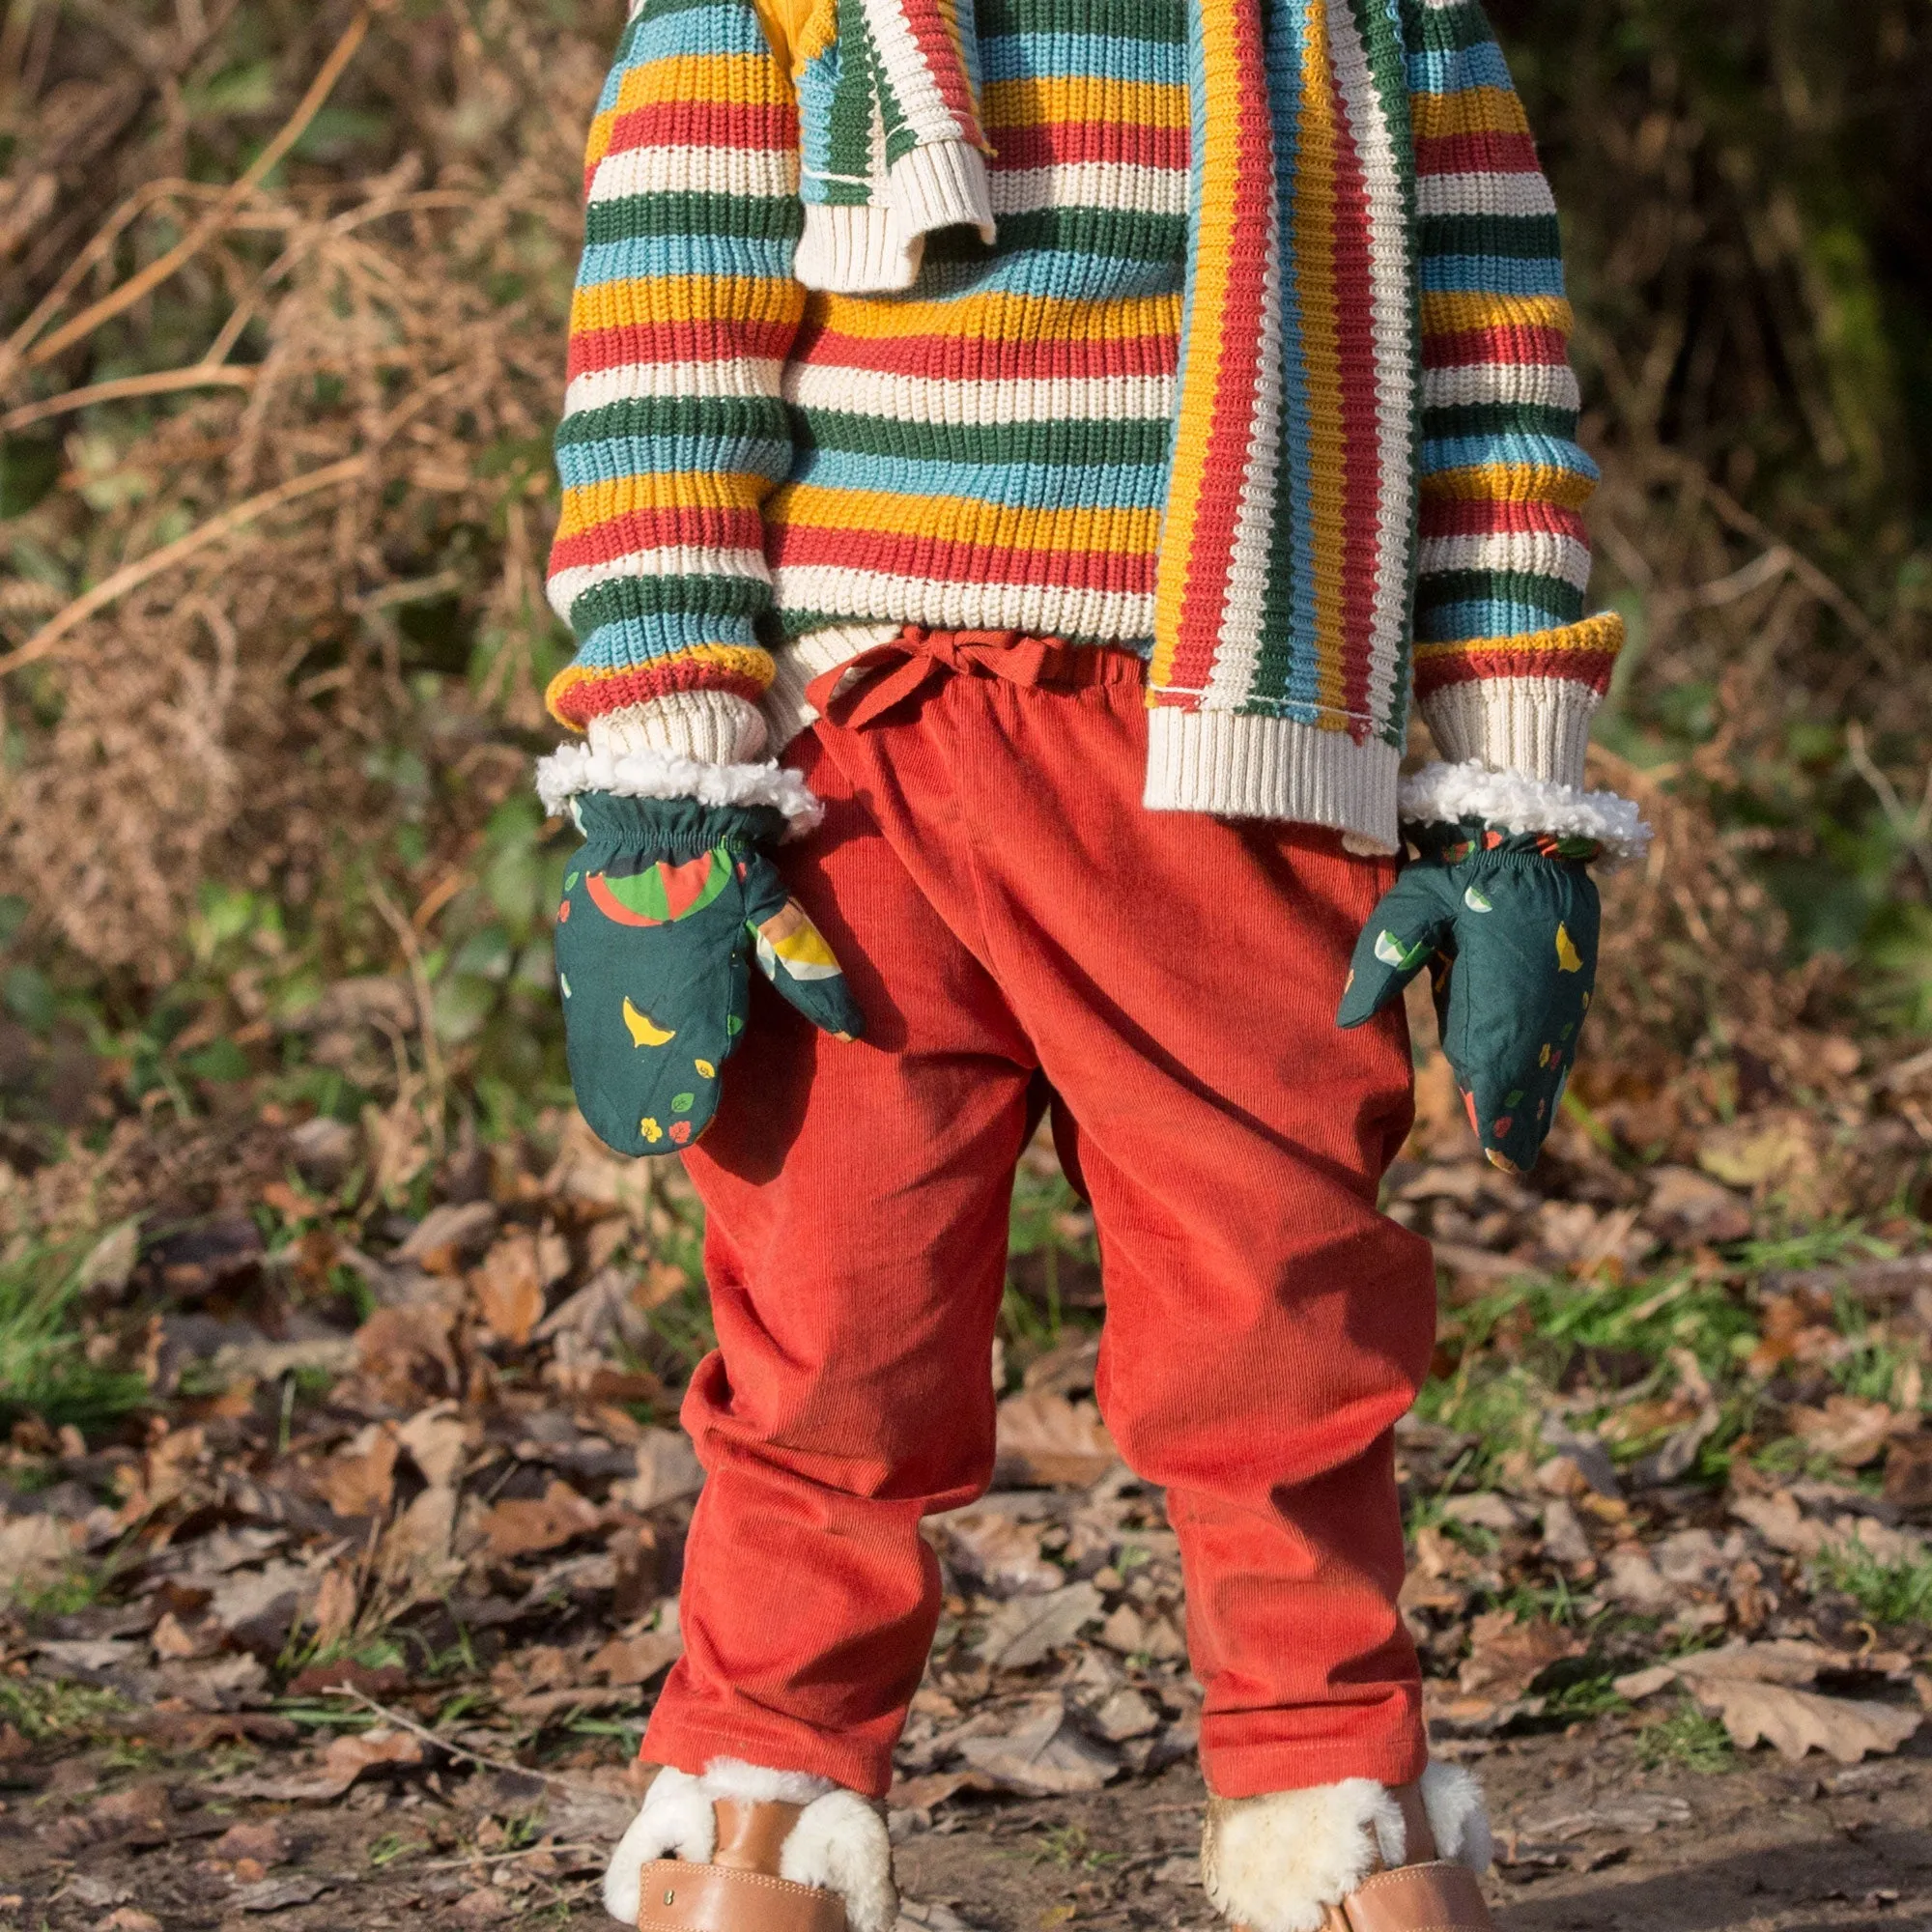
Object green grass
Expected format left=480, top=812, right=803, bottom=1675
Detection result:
left=1635, top=1701, right=1735, bottom=1773
left=0, top=1673, right=128, bottom=1743
left=1811, top=1544, right=1932, bottom=1627
left=0, top=1231, right=148, bottom=1435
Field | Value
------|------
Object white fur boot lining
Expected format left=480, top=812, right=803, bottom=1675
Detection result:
left=602, top=1758, right=898, bottom=1931
left=536, top=741, right=824, bottom=837
left=1201, top=1763, right=1492, bottom=1932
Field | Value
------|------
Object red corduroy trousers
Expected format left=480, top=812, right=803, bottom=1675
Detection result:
left=641, top=634, right=1436, bottom=1802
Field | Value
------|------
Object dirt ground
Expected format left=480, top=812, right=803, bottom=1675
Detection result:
left=0, top=1719, right=1925, bottom=1932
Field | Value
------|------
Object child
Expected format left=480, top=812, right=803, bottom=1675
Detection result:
left=535, top=0, right=1645, bottom=1923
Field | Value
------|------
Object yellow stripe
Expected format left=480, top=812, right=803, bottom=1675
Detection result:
left=586, top=54, right=792, bottom=166
left=557, top=473, right=775, bottom=539
left=1413, top=612, right=1625, bottom=662
left=570, top=276, right=805, bottom=333
left=546, top=647, right=775, bottom=726
left=771, top=483, right=1162, bottom=554
left=1150, top=0, right=1243, bottom=682
left=1297, top=10, right=1348, bottom=717
left=980, top=77, right=1188, bottom=130
left=1420, top=463, right=1602, bottom=510
left=804, top=289, right=1180, bottom=342
left=1409, top=86, right=1530, bottom=141
left=1421, top=292, right=1574, bottom=337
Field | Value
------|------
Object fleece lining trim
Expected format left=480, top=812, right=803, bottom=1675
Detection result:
left=1398, top=758, right=1650, bottom=862
left=535, top=742, right=823, bottom=836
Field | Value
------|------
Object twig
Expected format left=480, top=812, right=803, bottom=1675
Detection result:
left=369, top=879, right=448, bottom=1157
left=324, top=1687, right=592, bottom=1790
left=1845, top=722, right=1932, bottom=896
left=0, top=454, right=368, bottom=673
left=400, top=1841, right=605, bottom=1877
left=3, top=9, right=372, bottom=377
left=0, top=363, right=258, bottom=434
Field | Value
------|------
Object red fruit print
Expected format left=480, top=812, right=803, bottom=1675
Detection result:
left=1492, top=1117, right=1513, bottom=1138
left=557, top=899, right=571, bottom=922
left=1462, top=1089, right=1479, bottom=1133
left=669, top=1121, right=692, bottom=1145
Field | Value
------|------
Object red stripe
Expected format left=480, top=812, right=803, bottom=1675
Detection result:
left=1419, top=497, right=1588, bottom=541
left=1422, top=324, right=1571, bottom=371
left=550, top=662, right=768, bottom=727
left=988, top=124, right=1190, bottom=171
left=1412, top=649, right=1618, bottom=696
left=1166, top=0, right=1274, bottom=694
left=791, top=323, right=1180, bottom=383
left=1328, top=58, right=1381, bottom=733
left=569, top=319, right=800, bottom=380
left=1412, top=131, right=1541, bottom=178
left=550, top=505, right=769, bottom=574
left=602, top=101, right=797, bottom=155
left=768, top=520, right=1158, bottom=594
left=887, top=0, right=983, bottom=137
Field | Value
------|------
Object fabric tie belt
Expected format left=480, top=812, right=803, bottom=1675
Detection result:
left=804, top=626, right=1145, bottom=732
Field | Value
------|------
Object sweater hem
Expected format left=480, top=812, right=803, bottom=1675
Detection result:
left=1143, top=711, right=1402, bottom=849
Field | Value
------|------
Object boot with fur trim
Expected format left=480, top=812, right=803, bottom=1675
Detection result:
left=604, top=1759, right=898, bottom=1932
left=1202, top=1763, right=1494, bottom=1932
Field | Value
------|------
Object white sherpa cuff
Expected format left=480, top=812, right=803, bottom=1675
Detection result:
left=1398, top=759, right=1651, bottom=863
left=535, top=743, right=823, bottom=838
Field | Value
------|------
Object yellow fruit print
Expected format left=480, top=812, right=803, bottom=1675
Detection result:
left=623, top=997, right=676, bottom=1047
left=639, top=1117, right=664, bottom=1143
left=1553, top=923, right=1583, bottom=973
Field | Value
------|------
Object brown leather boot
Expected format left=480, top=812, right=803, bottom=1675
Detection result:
left=634, top=1796, right=854, bottom=1932
left=1208, top=1770, right=1493, bottom=1932
left=1303, top=1784, right=1492, bottom=1932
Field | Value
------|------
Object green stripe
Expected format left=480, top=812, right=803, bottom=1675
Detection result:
left=792, top=409, right=1173, bottom=466
left=1406, top=0, right=1492, bottom=55
left=978, top=0, right=1184, bottom=39
left=557, top=395, right=792, bottom=449
left=585, top=191, right=802, bottom=247
left=923, top=207, right=1186, bottom=267
left=1422, top=401, right=1579, bottom=441
left=571, top=573, right=772, bottom=631
left=1415, top=569, right=1586, bottom=615
left=1419, top=213, right=1563, bottom=264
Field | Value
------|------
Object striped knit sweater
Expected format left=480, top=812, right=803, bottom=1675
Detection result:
left=542, top=0, right=1623, bottom=847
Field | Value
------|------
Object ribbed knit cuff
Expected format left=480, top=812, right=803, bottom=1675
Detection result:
left=1143, top=709, right=1403, bottom=852
left=761, top=625, right=902, bottom=752
left=1417, top=677, right=1600, bottom=791
left=888, top=139, right=995, bottom=246
left=795, top=143, right=994, bottom=294
left=586, top=693, right=769, bottom=766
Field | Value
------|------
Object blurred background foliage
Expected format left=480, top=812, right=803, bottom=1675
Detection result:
left=0, top=0, right=1929, bottom=1198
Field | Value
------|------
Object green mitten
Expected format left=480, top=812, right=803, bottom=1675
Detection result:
left=1336, top=823, right=1601, bottom=1174
left=554, top=793, right=863, bottom=1156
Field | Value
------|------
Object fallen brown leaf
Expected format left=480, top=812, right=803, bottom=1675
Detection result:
left=954, top=1698, right=1119, bottom=1794
left=1458, top=1610, right=1584, bottom=1702
left=472, top=1232, right=548, bottom=1347
left=312, top=1423, right=399, bottom=1517
left=1688, top=1678, right=1921, bottom=1764
left=994, top=1392, right=1118, bottom=1488
left=482, top=1480, right=601, bottom=1561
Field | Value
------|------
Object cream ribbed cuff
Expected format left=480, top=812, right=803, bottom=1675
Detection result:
left=586, top=693, right=769, bottom=766
left=1143, top=709, right=1403, bottom=851
left=1417, top=677, right=1601, bottom=793
left=794, top=141, right=994, bottom=294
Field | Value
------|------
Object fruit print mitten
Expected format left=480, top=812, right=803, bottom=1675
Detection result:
left=1336, top=821, right=1603, bottom=1175
left=554, top=793, right=863, bottom=1156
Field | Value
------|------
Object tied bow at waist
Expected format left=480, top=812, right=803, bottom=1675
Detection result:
left=803, top=627, right=1145, bottom=731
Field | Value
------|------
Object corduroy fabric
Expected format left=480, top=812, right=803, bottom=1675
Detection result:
left=644, top=647, right=1435, bottom=1799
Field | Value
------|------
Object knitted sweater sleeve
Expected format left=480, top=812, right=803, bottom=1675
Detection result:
left=1406, top=0, right=1624, bottom=794
left=542, top=0, right=809, bottom=769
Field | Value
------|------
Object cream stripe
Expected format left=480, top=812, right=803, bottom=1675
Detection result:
left=549, top=547, right=772, bottom=624
left=1423, top=361, right=1579, bottom=412
left=770, top=563, right=1152, bottom=637
left=987, top=161, right=1189, bottom=216
left=567, top=360, right=788, bottom=415
left=1417, top=531, right=1593, bottom=588
left=781, top=363, right=1174, bottom=423
left=1332, top=0, right=1416, bottom=738
left=1415, top=169, right=1555, bottom=219
left=589, top=143, right=798, bottom=204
